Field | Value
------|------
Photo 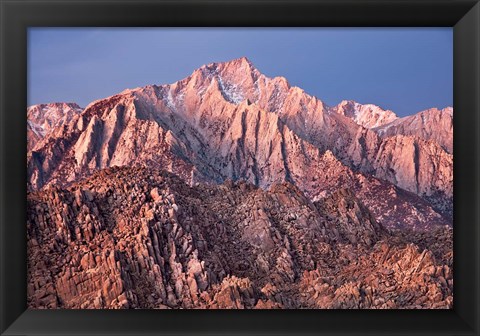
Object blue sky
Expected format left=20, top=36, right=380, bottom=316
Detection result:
left=28, top=28, right=452, bottom=117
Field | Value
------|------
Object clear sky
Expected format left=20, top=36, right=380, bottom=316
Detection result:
left=28, top=28, right=452, bottom=117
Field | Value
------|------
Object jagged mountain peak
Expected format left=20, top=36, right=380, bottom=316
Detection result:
left=190, top=56, right=260, bottom=83
left=28, top=102, right=82, bottom=111
left=336, top=99, right=388, bottom=111
left=203, top=56, right=257, bottom=72
left=93, top=57, right=265, bottom=109
left=27, top=57, right=452, bottom=229
left=331, top=100, right=398, bottom=129
left=27, top=102, right=84, bottom=150
left=84, top=57, right=299, bottom=116
left=374, top=106, right=453, bottom=154
left=443, top=106, right=453, bottom=115
left=27, top=102, right=83, bottom=121
left=417, top=106, right=453, bottom=116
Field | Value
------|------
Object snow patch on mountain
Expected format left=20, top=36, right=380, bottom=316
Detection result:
left=331, top=100, right=398, bottom=129
left=166, top=87, right=176, bottom=109
left=27, top=120, right=46, bottom=137
left=218, top=76, right=245, bottom=104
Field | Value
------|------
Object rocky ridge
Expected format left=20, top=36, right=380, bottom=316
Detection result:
left=27, top=166, right=452, bottom=309
left=374, top=107, right=453, bottom=154
left=26, top=57, right=454, bottom=309
left=330, top=100, right=398, bottom=129
left=27, top=102, right=83, bottom=150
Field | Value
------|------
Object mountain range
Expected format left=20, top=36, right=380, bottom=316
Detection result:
left=28, top=57, right=452, bottom=229
left=27, top=57, right=453, bottom=309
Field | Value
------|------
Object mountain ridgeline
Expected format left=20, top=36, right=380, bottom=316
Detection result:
left=26, top=57, right=453, bottom=309
left=28, top=57, right=452, bottom=230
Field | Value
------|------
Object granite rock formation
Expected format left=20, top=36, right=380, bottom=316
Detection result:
left=26, top=57, right=453, bottom=309
left=330, top=100, right=398, bottom=129
left=374, top=107, right=453, bottom=154
left=27, top=103, right=83, bottom=150
left=27, top=166, right=452, bottom=309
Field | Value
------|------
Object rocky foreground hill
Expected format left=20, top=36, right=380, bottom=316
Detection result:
left=27, top=166, right=452, bottom=309
left=27, top=57, right=453, bottom=309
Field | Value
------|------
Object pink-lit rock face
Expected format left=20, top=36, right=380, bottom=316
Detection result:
left=27, top=57, right=452, bottom=226
left=27, top=102, right=83, bottom=150
left=374, top=107, right=453, bottom=154
left=27, top=57, right=453, bottom=309
left=330, top=100, right=398, bottom=129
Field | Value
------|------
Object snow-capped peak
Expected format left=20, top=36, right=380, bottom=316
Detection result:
left=331, top=100, right=398, bottom=129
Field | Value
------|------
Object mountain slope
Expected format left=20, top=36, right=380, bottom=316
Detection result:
left=27, top=57, right=452, bottom=227
left=374, top=107, right=453, bottom=154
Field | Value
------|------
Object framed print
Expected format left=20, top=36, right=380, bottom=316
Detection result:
left=1, top=0, right=479, bottom=335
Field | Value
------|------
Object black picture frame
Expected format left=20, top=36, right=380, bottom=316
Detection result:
left=1, top=0, right=479, bottom=335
